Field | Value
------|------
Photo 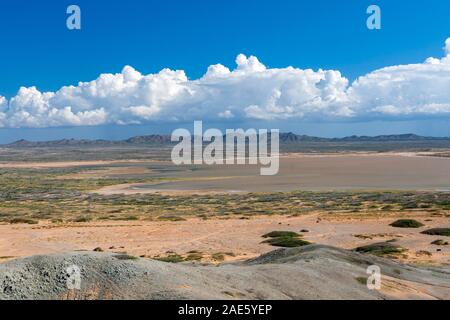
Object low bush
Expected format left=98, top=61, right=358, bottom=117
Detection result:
left=431, top=239, right=449, bottom=245
left=354, top=242, right=406, bottom=256
left=114, top=254, right=138, bottom=260
left=421, top=228, right=450, bottom=236
left=262, top=237, right=311, bottom=248
left=262, top=231, right=301, bottom=238
left=390, top=219, right=424, bottom=228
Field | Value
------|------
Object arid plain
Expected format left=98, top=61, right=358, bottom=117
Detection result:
left=1, top=149, right=450, bottom=267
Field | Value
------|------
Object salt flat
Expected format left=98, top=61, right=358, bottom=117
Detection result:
left=95, top=153, right=450, bottom=194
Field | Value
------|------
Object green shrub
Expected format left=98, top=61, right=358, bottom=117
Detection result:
left=262, top=231, right=301, bottom=238
left=421, top=228, right=450, bottom=236
left=261, top=230, right=311, bottom=248
left=390, top=219, right=424, bottom=228
left=114, top=254, right=138, bottom=260
left=431, top=239, right=449, bottom=245
left=354, top=242, right=406, bottom=256
left=155, top=254, right=184, bottom=263
left=262, top=237, right=311, bottom=248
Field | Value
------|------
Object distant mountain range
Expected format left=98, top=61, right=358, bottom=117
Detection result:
left=3, top=133, right=450, bottom=148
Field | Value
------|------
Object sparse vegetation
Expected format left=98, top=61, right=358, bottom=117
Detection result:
left=114, top=254, right=138, bottom=260
left=123, top=215, right=139, bottom=221
left=354, top=234, right=373, bottom=240
left=184, top=252, right=203, bottom=261
left=153, top=250, right=233, bottom=263
left=355, top=277, right=367, bottom=285
left=8, top=218, right=38, bottom=225
left=415, top=250, right=432, bottom=257
left=157, top=215, right=187, bottom=222
left=73, top=216, right=92, bottom=223
left=224, top=252, right=236, bottom=257
left=1, top=161, right=450, bottom=227
left=211, top=253, right=225, bottom=261
left=155, top=254, right=184, bottom=263
left=2, top=144, right=450, bottom=298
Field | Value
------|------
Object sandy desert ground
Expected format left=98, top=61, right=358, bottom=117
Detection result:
left=1, top=152, right=450, bottom=299
left=0, top=153, right=449, bottom=262
left=0, top=213, right=449, bottom=265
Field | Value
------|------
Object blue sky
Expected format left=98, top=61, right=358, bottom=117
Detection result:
left=1, top=0, right=450, bottom=142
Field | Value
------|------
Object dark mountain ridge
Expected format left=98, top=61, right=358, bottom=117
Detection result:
left=4, top=133, right=450, bottom=148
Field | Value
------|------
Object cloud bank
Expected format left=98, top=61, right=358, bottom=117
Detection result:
left=1, top=39, right=450, bottom=128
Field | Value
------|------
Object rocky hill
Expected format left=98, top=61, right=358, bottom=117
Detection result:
left=1, top=245, right=449, bottom=300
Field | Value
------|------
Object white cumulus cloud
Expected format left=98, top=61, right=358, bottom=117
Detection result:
left=1, top=39, right=450, bottom=128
